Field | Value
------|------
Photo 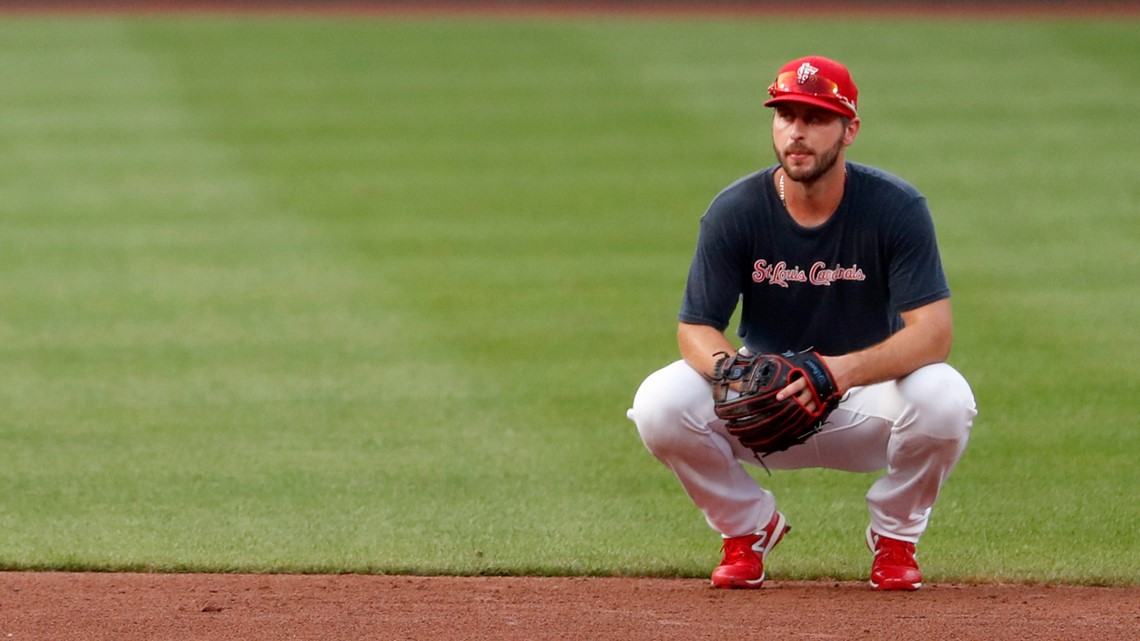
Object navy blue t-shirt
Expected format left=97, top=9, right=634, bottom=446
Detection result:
left=678, top=162, right=950, bottom=356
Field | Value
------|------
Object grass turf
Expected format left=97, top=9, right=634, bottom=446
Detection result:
left=0, top=15, right=1135, bottom=585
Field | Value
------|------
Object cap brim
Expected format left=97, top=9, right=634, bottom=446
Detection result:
left=764, top=94, right=855, bottom=119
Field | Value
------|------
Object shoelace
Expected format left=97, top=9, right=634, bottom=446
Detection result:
left=875, top=539, right=917, bottom=567
left=722, top=537, right=756, bottom=563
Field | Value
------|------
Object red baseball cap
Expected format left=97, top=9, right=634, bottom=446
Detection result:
left=764, top=56, right=858, bottom=119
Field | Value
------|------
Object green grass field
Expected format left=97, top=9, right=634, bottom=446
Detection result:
left=0, top=14, right=1135, bottom=585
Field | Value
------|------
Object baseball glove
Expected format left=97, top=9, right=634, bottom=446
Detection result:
left=711, top=350, right=841, bottom=458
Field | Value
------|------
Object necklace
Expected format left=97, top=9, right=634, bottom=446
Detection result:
left=779, top=167, right=848, bottom=208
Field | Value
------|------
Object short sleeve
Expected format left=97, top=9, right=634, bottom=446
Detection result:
left=887, top=196, right=950, bottom=313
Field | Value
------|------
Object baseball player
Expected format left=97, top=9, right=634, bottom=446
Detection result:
left=627, top=55, right=977, bottom=590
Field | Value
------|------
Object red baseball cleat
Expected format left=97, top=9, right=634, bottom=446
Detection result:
left=866, top=527, right=923, bottom=591
left=710, top=511, right=789, bottom=589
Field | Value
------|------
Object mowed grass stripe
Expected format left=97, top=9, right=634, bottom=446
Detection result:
left=0, top=19, right=422, bottom=571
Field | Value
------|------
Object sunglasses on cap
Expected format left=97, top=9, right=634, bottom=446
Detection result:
left=768, top=70, right=857, bottom=115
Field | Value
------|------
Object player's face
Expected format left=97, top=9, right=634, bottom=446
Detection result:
left=771, top=104, right=855, bottom=184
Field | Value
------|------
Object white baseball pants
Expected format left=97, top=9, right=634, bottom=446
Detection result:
left=627, top=360, right=976, bottom=542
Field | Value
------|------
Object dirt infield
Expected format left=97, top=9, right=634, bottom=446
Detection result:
left=1, top=572, right=1138, bottom=641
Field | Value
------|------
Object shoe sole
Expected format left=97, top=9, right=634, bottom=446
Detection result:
left=870, top=579, right=922, bottom=591
left=713, top=576, right=766, bottom=589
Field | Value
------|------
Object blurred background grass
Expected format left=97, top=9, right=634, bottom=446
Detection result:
left=0, top=14, right=1135, bottom=584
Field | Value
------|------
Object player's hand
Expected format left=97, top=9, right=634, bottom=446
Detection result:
left=776, top=377, right=819, bottom=413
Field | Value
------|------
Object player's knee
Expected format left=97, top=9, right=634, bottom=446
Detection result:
left=629, top=362, right=711, bottom=455
left=897, top=363, right=977, bottom=442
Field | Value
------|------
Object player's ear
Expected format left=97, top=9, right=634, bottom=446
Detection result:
left=843, top=117, right=860, bottom=147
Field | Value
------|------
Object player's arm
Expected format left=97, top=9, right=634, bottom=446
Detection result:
left=779, top=298, right=953, bottom=401
left=678, top=322, right=738, bottom=380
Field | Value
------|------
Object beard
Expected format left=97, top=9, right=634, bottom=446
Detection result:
left=774, top=131, right=845, bottom=185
